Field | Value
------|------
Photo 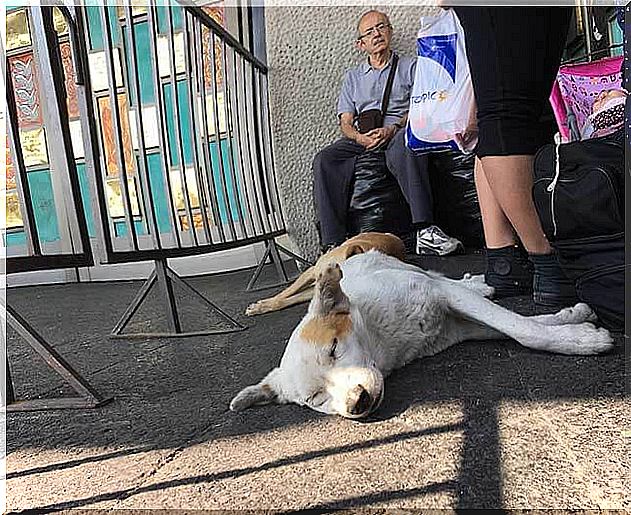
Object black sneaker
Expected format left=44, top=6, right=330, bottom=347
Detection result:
left=530, top=252, right=579, bottom=313
left=485, top=244, right=534, bottom=298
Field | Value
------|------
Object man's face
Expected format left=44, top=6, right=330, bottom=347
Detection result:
left=356, top=12, right=392, bottom=55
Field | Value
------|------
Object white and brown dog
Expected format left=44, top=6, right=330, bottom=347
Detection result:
left=231, top=250, right=613, bottom=419
left=245, top=232, right=406, bottom=316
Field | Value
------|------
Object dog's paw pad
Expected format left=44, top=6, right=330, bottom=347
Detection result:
left=572, top=303, right=598, bottom=322
left=460, top=274, right=494, bottom=297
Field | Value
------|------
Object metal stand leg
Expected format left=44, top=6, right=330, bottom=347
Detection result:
left=5, top=357, right=15, bottom=407
left=111, top=259, right=246, bottom=339
left=156, top=259, right=181, bottom=334
left=246, top=239, right=313, bottom=292
left=110, top=270, right=157, bottom=335
left=2, top=304, right=111, bottom=412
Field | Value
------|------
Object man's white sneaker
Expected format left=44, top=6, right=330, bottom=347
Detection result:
left=416, top=225, right=463, bottom=256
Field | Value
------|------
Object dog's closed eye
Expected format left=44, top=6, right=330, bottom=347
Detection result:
left=308, top=390, right=329, bottom=407
left=329, top=338, right=338, bottom=359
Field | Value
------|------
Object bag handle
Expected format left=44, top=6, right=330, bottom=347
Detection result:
left=380, top=53, right=399, bottom=122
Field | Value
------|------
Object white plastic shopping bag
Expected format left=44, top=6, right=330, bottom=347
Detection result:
left=406, top=9, right=477, bottom=154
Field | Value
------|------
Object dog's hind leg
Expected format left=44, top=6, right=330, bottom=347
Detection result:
left=246, top=267, right=316, bottom=316
left=449, top=318, right=505, bottom=343
left=449, top=304, right=597, bottom=346
left=439, top=282, right=613, bottom=355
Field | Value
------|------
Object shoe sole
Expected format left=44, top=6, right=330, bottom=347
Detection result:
left=416, top=242, right=464, bottom=256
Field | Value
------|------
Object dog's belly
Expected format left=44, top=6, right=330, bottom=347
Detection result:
left=360, top=300, right=454, bottom=374
left=341, top=264, right=455, bottom=375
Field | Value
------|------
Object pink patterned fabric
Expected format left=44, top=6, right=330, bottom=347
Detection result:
left=550, top=56, right=623, bottom=141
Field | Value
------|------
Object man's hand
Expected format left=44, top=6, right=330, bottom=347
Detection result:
left=354, top=133, right=376, bottom=148
left=363, top=126, right=397, bottom=150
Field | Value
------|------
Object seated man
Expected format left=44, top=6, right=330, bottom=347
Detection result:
left=313, top=10, right=462, bottom=255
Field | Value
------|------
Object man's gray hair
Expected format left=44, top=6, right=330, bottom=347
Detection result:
left=356, top=10, right=391, bottom=33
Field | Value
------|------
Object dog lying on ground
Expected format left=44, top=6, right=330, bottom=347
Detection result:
left=245, top=232, right=406, bottom=316
left=231, top=250, right=613, bottom=419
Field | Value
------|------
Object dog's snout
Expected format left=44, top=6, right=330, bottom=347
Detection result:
left=348, top=385, right=372, bottom=416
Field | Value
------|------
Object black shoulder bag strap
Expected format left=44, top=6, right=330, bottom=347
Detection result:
left=380, top=53, right=399, bottom=123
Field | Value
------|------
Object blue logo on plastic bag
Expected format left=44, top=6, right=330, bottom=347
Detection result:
left=417, top=33, right=457, bottom=83
left=405, top=123, right=459, bottom=155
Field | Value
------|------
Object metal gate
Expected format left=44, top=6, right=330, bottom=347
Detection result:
left=75, top=3, right=287, bottom=262
left=3, top=3, right=302, bottom=409
left=4, top=6, right=93, bottom=274
left=3, top=6, right=106, bottom=411
left=69, top=3, right=302, bottom=338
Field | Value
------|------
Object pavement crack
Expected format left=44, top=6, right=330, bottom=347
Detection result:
left=110, top=415, right=223, bottom=508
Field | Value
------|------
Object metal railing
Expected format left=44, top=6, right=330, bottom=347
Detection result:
left=73, top=4, right=287, bottom=264
left=2, top=4, right=302, bottom=408
left=3, top=7, right=93, bottom=274
left=3, top=6, right=107, bottom=411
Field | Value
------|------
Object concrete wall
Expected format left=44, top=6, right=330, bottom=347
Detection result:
left=265, top=5, right=438, bottom=259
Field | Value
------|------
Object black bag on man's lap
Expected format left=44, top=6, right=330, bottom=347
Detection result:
left=347, top=149, right=412, bottom=249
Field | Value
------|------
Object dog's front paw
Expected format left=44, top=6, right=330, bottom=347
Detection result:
left=460, top=274, right=494, bottom=298
left=245, top=301, right=270, bottom=316
left=555, top=303, right=597, bottom=324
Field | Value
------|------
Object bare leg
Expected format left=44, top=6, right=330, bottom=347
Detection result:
left=474, top=157, right=516, bottom=248
left=479, top=155, right=552, bottom=254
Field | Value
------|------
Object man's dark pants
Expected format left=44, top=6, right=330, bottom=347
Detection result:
left=313, top=129, right=433, bottom=246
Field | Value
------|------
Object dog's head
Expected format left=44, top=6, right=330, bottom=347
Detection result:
left=230, top=262, right=384, bottom=418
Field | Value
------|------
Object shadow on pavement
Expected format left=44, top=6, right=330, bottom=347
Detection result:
left=6, top=255, right=625, bottom=509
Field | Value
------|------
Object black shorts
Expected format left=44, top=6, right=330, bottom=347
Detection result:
left=455, top=7, right=572, bottom=157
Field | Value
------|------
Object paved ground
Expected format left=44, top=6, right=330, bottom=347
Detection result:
left=5, top=252, right=629, bottom=511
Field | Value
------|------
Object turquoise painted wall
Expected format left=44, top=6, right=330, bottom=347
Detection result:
left=76, top=162, right=96, bottom=237
left=5, top=169, right=61, bottom=246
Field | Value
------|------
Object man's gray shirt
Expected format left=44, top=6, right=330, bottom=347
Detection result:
left=337, top=53, right=416, bottom=127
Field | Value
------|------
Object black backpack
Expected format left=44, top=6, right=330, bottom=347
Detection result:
left=533, top=130, right=625, bottom=332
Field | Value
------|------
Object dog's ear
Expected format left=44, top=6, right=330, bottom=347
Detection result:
left=313, top=263, right=349, bottom=316
left=343, top=244, right=365, bottom=260
left=230, top=368, right=283, bottom=412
